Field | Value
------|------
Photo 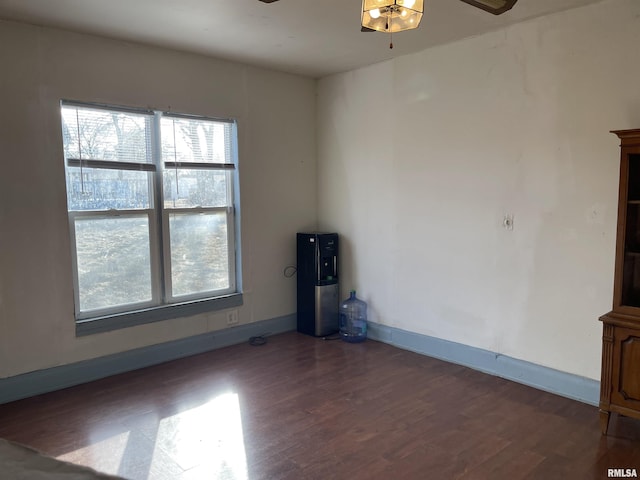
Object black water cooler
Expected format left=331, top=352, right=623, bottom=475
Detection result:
left=296, top=233, right=339, bottom=337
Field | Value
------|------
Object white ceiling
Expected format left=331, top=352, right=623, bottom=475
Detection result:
left=0, top=0, right=602, bottom=78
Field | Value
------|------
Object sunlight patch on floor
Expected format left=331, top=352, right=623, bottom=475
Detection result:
left=57, top=430, right=131, bottom=474
left=153, top=392, right=248, bottom=479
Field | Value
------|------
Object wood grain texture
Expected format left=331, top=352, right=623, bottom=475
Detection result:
left=0, top=332, right=638, bottom=479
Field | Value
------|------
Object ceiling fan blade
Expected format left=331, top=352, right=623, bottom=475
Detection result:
left=361, top=26, right=375, bottom=32
left=258, top=0, right=280, bottom=3
left=459, top=0, right=518, bottom=15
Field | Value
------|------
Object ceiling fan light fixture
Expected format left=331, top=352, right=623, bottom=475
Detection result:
left=361, top=0, right=424, bottom=33
left=458, top=0, right=518, bottom=15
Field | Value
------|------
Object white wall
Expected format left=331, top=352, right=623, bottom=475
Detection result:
left=317, top=0, right=640, bottom=380
left=0, top=21, right=317, bottom=378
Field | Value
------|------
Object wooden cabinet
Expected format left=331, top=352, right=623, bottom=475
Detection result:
left=600, top=129, right=640, bottom=434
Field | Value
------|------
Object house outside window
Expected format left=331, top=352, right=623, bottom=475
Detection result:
left=60, top=102, right=241, bottom=335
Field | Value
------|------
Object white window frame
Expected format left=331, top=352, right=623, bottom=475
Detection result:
left=61, top=101, right=242, bottom=335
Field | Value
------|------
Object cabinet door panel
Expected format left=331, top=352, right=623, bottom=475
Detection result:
left=612, top=327, right=640, bottom=408
left=620, top=335, right=640, bottom=401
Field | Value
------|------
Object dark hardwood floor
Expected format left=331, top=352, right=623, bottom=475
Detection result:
left=0, top=332, right=639, bottom=479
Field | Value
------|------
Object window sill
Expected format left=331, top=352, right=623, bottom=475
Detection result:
left=75, top=293, right=243, bottom=337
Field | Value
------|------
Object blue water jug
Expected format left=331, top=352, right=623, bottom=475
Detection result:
left=340, top=290, right=367, bottom=343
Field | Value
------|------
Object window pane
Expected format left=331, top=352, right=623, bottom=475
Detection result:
left=169, top=212, right=229, bottom=297
left=75, top=216, right=152, bottom=312
left=161, top=117, right=232, bottom=164
left=66, top=167, right=151, bottom=211
left=163, top=168, right=229, bottom=208
left=61, top=106, right=152, bottom=163
left=60, top=102, right=240, bottom=322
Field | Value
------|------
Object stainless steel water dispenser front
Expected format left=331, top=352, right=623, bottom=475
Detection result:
left=314, top=283, right=340, bottom=336
left=296, top=232, right=339, bottom=337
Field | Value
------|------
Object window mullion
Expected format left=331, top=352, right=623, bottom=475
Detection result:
left=164, top=206, right=228, bottom=215
left=68, top=212, right=82, bottom=319
left=151, top=112, right=167, bottom=304
left=164, top=161, right=234, bottom=171
left=227, top=207, right=236, bottom=291
left=67, top=158, right=156, bottom=172
left=69, top=208, right=155, bottom=218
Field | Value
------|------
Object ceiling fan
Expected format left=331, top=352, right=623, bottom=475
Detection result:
left=455, top=0, right=518, bottom=15
left=257, top=0, right=519, bottom=18
left=258, top=0, right=517, bottom=48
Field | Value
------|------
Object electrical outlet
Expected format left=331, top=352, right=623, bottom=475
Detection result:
left=227, top=310, right=239, bottom=326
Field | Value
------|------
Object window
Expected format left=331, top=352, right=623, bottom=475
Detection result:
left=60, top=102, right=241, bottom=334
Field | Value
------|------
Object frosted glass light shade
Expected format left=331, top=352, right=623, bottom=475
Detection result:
left=362, top=0, right=424, bottom=33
